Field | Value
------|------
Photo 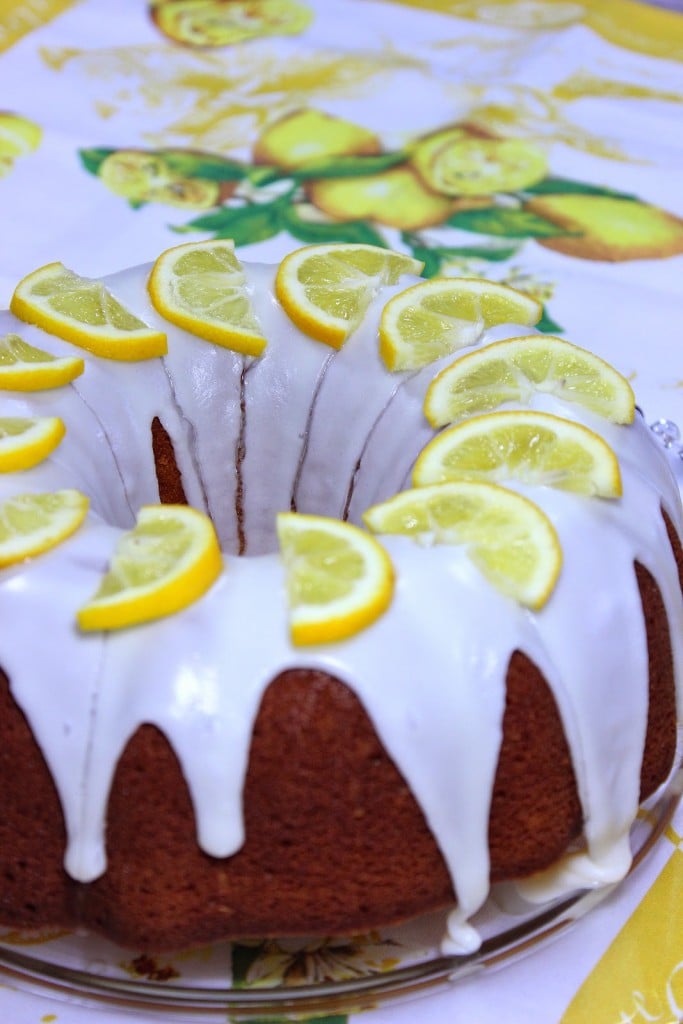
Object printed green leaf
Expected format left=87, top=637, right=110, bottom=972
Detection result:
left=281, top=206, right=387, bottom=247
left=536, top=307, right=564, bottom=333
left=523, top=177, right=638, bottom=200
left=447, top=206, right=572, bottom=238
left=292, top=150, right=407, bottom=181
left=79, top=147, right=115, bottom=176
left=161, top=149, right=247, bottom=182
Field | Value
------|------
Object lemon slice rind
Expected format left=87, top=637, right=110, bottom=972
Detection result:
left=363, top=480, right=561, bottom=610
left=0, top=489, right=89, bottom=567
left=0, top=416, right=66, bottom=472
left=276, top=511, right=394, bottom=645
left=275, top=243, right=424, bottom=349
left=148, top=239, right=268, bottom=357
left=379, top=278, right=543, bottom=372
left=0, top=334, right=85, bottom=391
left=77, top=504, right=223, bottom=631
left=10, top=262, right=167, bottom=362
left=424, top=334, right=636, bottom=427
left=413, top=410, right=622, bottom=498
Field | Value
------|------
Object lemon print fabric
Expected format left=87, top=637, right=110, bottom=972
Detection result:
left=150, top=0, right=313, bottom=47
left=561, top=829, right=683, bottom=1023
left=79, top=102, right=683, bottom=288
left=0, top=112, right=41, bottom=180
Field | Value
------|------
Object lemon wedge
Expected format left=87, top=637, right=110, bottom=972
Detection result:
left=77, top=504, right=222, bottom=631
left=363, top=481, right=561, bottom=610
left=276, top=512, right=394, bottom=645
left=0, top=416, right=66, bottom=472
left=10, top=262, right=167, bottom=362
left=0, top=489, right=89, bottom=567
left=379, top=277, right=543, bottom=371
left=275, top=243, right=424, bottom=349
left=424, top=335, right=636, bottom=427
left=413, top=410, right=622, bottom=498
left=0, top=333, right=84, bottom=391
left=148, top=239, right=267, bottom=357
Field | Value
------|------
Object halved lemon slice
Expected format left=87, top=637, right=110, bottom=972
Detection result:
left=148, top=239, right=267, bottom=357
left=0, top=333, right=84, bottom=391
left=0, top=489, right=89, bottom=567
left=379, top=278, right=543, bottom=371
left=413, top=410, right=621, bottom=497
left=276, top=512, right=394, bottom=645
left=424, top=334, right=636, bottom=427
left=363, top=481, right=561, bottom=610
left=275, top=243, right=424, bottom=349
left=77, top=504, right=222, bottom=631
left=10, top=262, right=167, bottom=361
left=0, top=416, right=66, bottom=472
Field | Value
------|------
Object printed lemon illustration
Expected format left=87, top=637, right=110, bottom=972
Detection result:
left=525, top=194, right=683, bottom=261
left=411, top=129, right=548, bottom=196
left=253, top=109, right=381, bottom=170
left=151, top=0, right=313, bottom=47
left=307, top=166, right=457, bottom=231
left=0, top=112, right=41, bottom=179
left=98, top=150, right=233, bottom=209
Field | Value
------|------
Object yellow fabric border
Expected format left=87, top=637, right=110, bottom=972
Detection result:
left=0, top=0, right=77, bottom=54
left=386, top=0, right=683, bottom=61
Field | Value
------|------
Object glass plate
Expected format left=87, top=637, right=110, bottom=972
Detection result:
left=0, top=765, right=680, bottom=1022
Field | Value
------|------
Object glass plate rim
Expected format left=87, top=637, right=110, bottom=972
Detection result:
left=0, top=765, right=680, bottom=1021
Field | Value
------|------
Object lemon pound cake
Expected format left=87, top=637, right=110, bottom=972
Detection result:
left=0, top=240, right=681, bottom=955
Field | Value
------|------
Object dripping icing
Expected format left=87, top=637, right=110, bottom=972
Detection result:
left=0, top=262, right=681, bottom=955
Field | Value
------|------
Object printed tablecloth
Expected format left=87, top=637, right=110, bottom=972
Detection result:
left=0, top=1, right=682, bottom=1021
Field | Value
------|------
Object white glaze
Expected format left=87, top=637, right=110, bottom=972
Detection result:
left=0, top=262, right=681, bottom=955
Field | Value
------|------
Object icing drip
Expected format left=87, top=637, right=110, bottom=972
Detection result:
left=0, top=262, right=681, bottom=954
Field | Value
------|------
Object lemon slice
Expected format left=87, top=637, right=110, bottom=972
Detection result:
left=413, top=410, right=621, bottom=497
left=77, top=504, right=223, bottom=631
left=10, top=263, right=167, bottom=362
left=148, top=240, right=267, bottom=357
left=363, top=481, right=561, bottom=610
left=0, top=489, right=89, bottom=567
left=424, top=335, right=636, bottom=427
left=0, top=416, right=66, bottom=472
left=0, top=333, right=84, bottom=391
left=276, top=512, right=394, bottom=645
left=275, top=243, right=424, bottom=349
left=379, top=278, right=543, bottom=371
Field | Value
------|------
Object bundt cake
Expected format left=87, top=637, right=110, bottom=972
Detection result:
left=0, top=242, right=681, bottom=957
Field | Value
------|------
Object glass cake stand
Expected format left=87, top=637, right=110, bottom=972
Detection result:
left=0, top=764, right=680, bottom=1022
